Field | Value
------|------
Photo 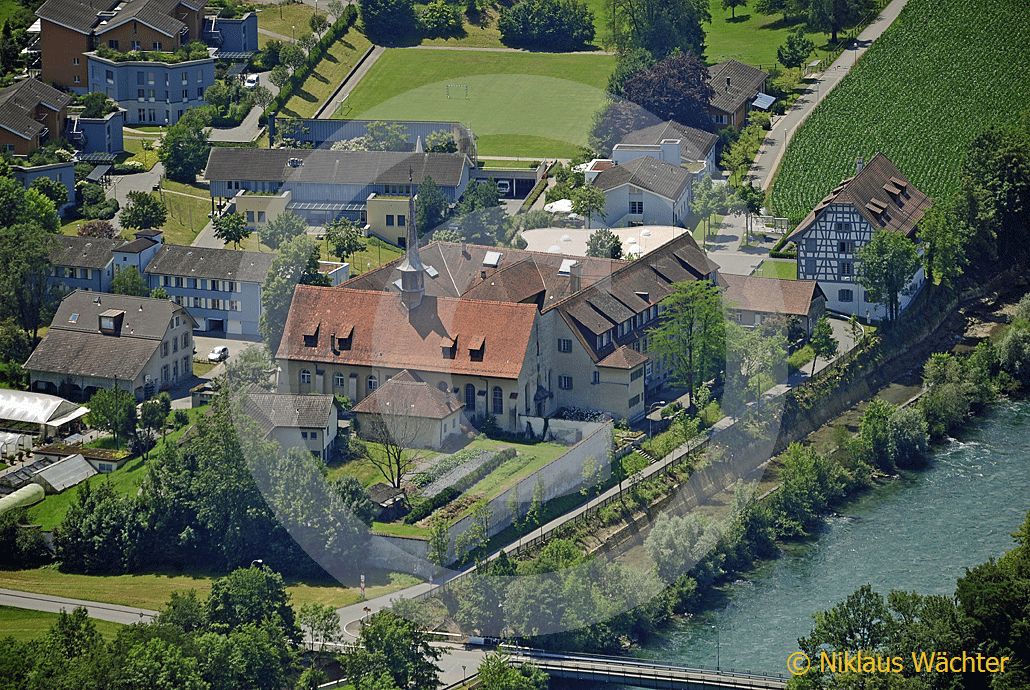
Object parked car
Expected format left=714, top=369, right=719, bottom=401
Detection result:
left=207, top=346, right=229, bottom=362
left=244, top=74, right=259, bottom=89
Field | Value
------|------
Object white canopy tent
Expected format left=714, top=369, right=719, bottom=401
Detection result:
left=0, top=390, right=89, bottom=436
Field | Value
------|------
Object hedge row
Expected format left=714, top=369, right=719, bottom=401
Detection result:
left=404, top=447, right=518, bottom=524
left=264, top=6, right=358, bottom=120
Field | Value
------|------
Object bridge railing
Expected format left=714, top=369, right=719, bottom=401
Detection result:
left=501, top=645, right=789, bottom=684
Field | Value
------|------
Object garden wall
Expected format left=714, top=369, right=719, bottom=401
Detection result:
left=446, top=421, right=613, bottom=561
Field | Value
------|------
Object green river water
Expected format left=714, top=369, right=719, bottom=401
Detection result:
left=621, top=398, right=1030, bottom=678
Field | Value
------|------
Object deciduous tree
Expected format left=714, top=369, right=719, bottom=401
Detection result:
left=776, top=27, right=814, bottom=71
left=325, top=216, right=367, bottom=261
left=120, top=190, right=167, bottom=230
left=85, top=388, right=137, bottom=448
left=213, top=212, right=251, bottom=249
left=621, top=52, right=715, bottom=130
left=159, top=112, right=210, bottom=182
left=111, top=266, right=150, bottom=296
left=808, top=314, right=838, bottom=375
left=649, top=280, right=725, bottom=405
left=572, top=185, right=607, bottom=228
left=858, top=229, right=920, bottom=323
left=585, top=227, right=622, bottom=259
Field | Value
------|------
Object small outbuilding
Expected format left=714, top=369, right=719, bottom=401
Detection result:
left=32, top=453, right=97, bottom=493
left=352, top=370, right=465, bottom=451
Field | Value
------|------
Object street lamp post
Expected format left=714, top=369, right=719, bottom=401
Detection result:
left=711, top=624, right=721, bottom=670
left=461, top=665, right=467, bottom=684
left=647, top=400, right=666, bottom=437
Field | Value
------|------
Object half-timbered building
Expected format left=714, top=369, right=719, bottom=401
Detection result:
left=787, top=153, right=933, bottom=320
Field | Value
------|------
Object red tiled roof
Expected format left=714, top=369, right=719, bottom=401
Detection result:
left=277, top=287, right=537, bottom=380
left=722, top=274, right=824, bottom=316
left=352, top=370, right=464, bottom=419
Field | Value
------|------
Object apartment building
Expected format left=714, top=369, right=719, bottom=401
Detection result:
left=35, top=0, right=207, bottom=92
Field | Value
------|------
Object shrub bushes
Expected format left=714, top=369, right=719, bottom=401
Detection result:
left=266, top=6, right=359, bottom=118
left=360, top=0, right=417, bottom=44
left=417, top=0, right=463, bottom=37
left=498, top=0, right=595, bottom=51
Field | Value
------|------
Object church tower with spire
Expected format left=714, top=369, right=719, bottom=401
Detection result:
left=396, top=166, right=424, bottom=310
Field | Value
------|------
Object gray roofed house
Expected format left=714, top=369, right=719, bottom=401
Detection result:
left=591, top=157, right=694, bottom=227
left=51, top=236, right=121, bottom=269
left=0, top=77, right=71, bottom=144
left=26, top=291, right=197, bottom=401
left=205, top=148, right=471, bottom=187
left=205, top=148, right=474, bottom=227
left=244, top=391, right=339, bottom=460
left=0, top=76, right=70, bottom=158
left=34, top=0, right=121, bottom=34
left=34, top=0, right=200, bottom=35
left=144, top=244, right=276, bottom=337
left=707, top=60, right=769, bottom=129
left=49, top=236, right=121, bottom=293
left=146, top=244, right=275, bottom=283
left=618, top=120, right=720, bottom=173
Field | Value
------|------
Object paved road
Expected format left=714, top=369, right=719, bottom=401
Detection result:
left=109, top=162, right=164, bottom=231
left=318, top=45, right=385, bottom=119
left=0, top=584, right=482, bottom=684
left=0, top=588, right=156, bottom=625
left=749, top=0, right=910, bottom=189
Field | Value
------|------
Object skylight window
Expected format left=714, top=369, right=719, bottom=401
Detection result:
left=483, top=251, right=502, bottom=267
left=425, top=265, right=439, bottom=278
left=68, top=313, right=79, bottom=323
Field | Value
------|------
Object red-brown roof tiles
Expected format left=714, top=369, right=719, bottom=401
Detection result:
left=721, top=274, right=824, bottom=317
left=277, top=287, right=538, bottom=380
left=351, top=370, right=465, bottom=419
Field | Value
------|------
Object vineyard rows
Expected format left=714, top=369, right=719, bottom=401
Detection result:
left=769, top=0, right=1030, bottom=223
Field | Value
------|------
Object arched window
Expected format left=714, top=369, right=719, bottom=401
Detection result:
left=300, top=369, right=311, bottom=384
left=334, top=372, right=345, bottom=388
left=492, top=386, right=503, bottom=415
left=465, top=383, right=476, bottom=411
left=367, top=375, right=378, bottom=393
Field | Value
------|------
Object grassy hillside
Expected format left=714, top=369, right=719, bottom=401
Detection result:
left=769, top=0, right=1030, bottom=222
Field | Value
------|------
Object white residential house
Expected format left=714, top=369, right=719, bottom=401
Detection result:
left=588, top=157, right=693, bottom=228
left=787, top=153, right=933, bottom=320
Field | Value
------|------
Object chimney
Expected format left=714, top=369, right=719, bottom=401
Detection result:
left=569, top=261, right=583, bottom=293
left=461, top=241, right=468, bottom=256
left=855, top=157, right=865, bottom=174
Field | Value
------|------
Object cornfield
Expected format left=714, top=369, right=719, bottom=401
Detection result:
left=770, top=0, right=1030, bottom=222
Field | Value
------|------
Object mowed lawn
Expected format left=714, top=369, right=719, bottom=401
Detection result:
left=336, top=49, right=615, bottom=157
left=0, top=605, right=123, bottom=642
left=282, top=27, right=373, bottom=118
left=753, top=259, right=797, bottom=280
left=0, top=567, right=420, bottom=611
left=702, top=0, right=836, bottom=67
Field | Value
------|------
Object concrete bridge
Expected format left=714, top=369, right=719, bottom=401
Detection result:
left=500, top=647, right=789, bottom=690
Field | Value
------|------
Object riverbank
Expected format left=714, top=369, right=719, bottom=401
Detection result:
left=630, top=396, right=1030, bottom=675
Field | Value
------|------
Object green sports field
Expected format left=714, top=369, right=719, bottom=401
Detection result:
left=335, top=48, right=615, bottom=158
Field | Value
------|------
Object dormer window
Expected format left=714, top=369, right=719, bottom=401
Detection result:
left=440, top=334, right=457, bottom=359
left=468, top=334, right=485, bottom=362
left=98, top=309, right=124, bottom=335
left=303, top=323, right=320, bottom=347
left=336, top=324, right=353, bottom=351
